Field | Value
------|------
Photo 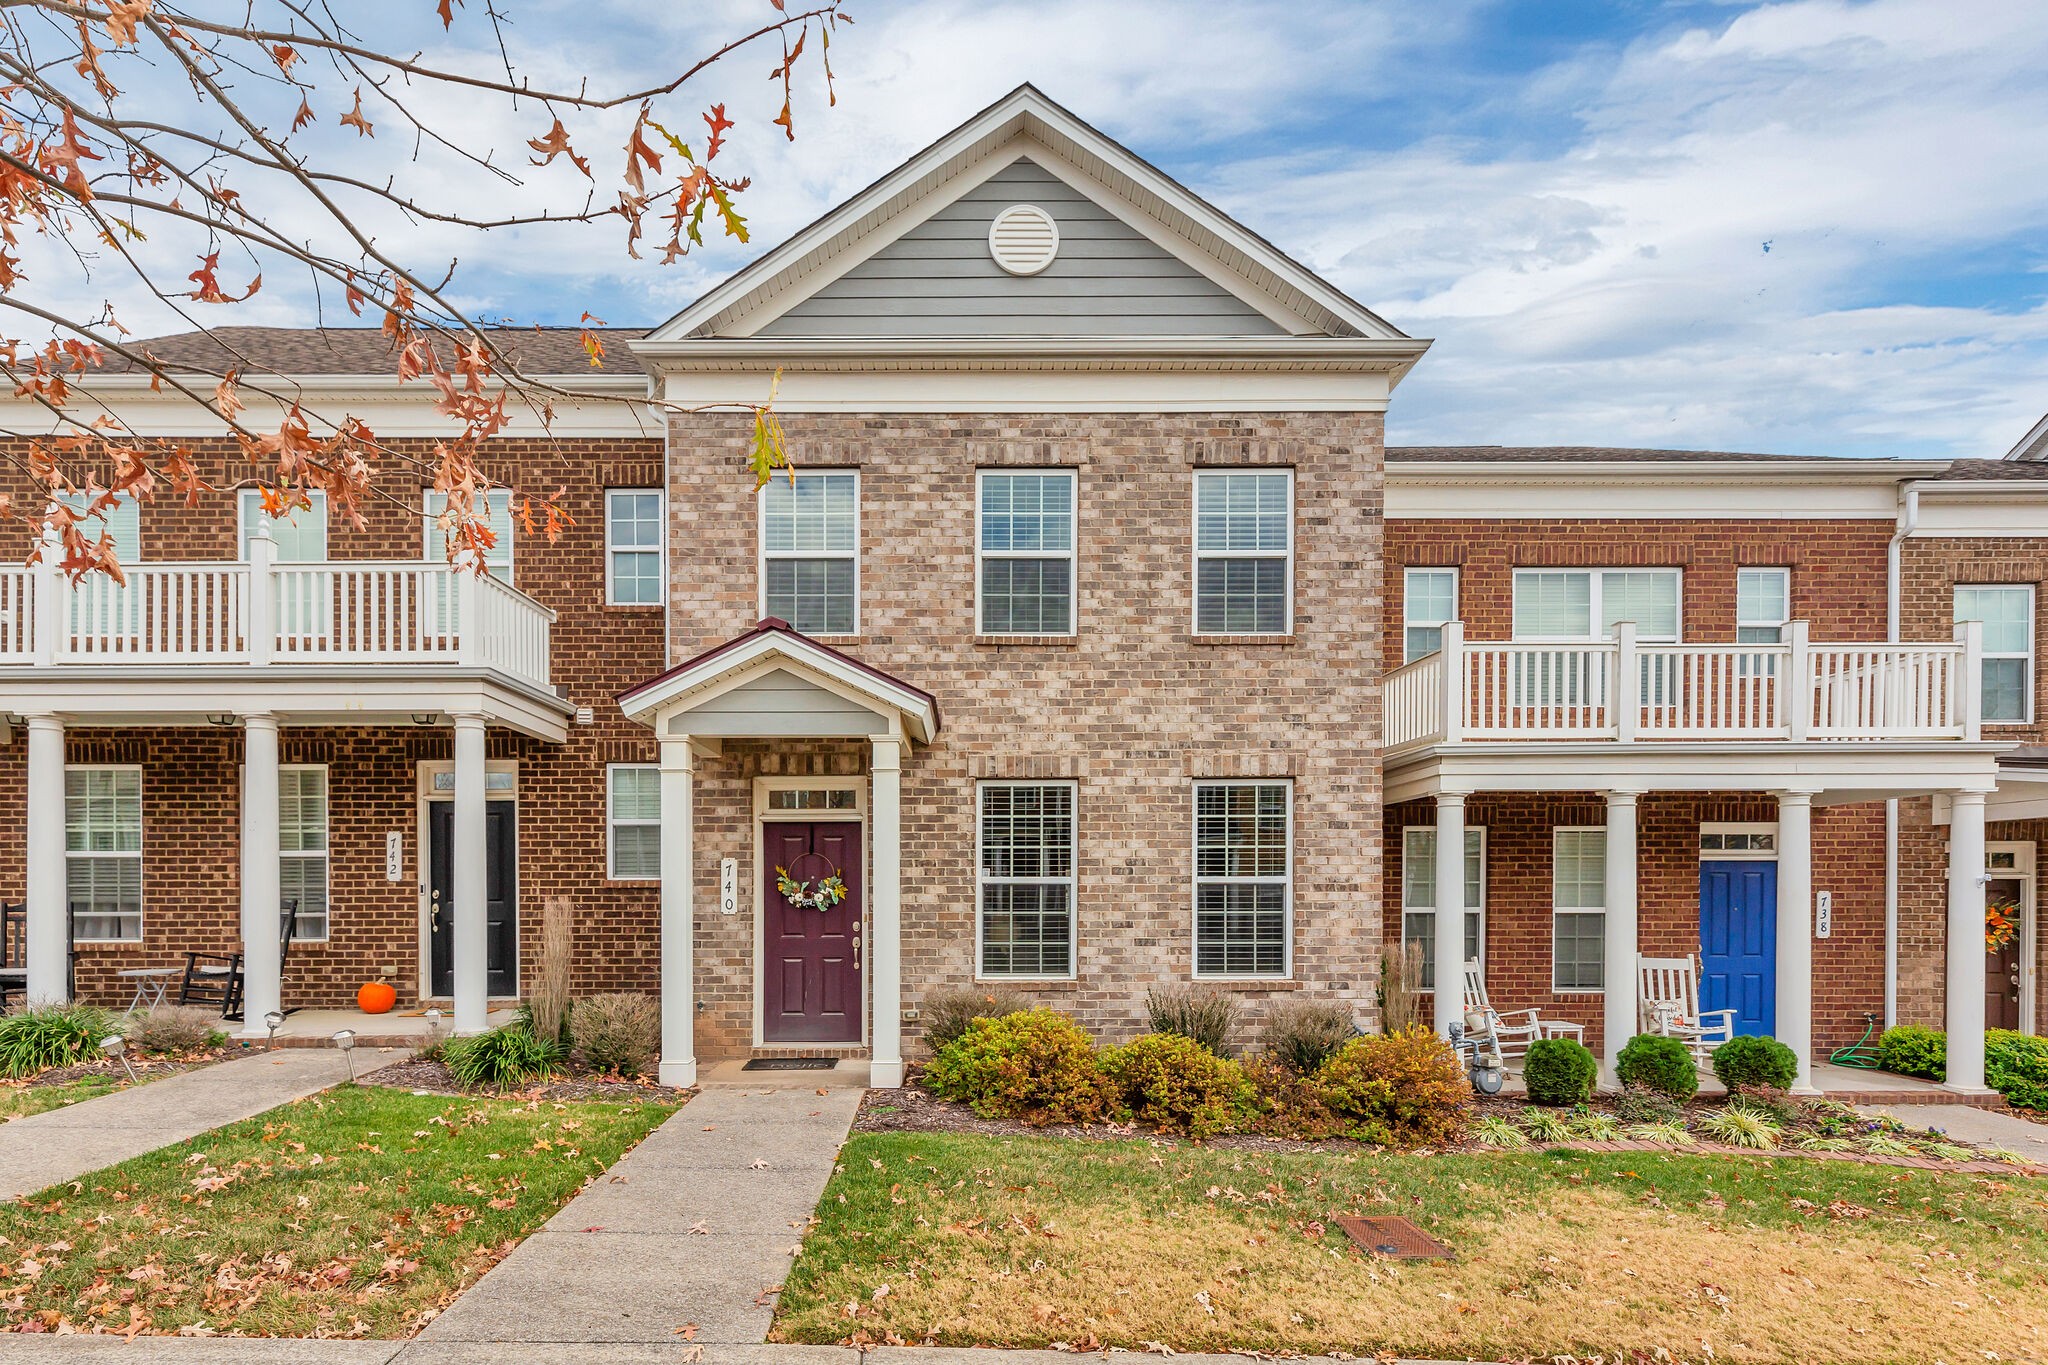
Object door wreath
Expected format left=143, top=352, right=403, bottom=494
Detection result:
left=776, top=864, right=848, bottom=912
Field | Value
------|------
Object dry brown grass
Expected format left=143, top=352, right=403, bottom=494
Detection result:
left=774, top=1133, right=2048, bottom=1364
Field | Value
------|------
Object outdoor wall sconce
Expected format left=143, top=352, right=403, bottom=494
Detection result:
left=411, top=713, right=438, bottom=726
left=332, top=1028, right=357, bottom=1081
left=205, top=713, right=240, bottom=727
left=99, top=1034, right=137, bottom=1084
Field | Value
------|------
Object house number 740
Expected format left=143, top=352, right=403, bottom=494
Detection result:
left=720, top=858, right=739, bottom=915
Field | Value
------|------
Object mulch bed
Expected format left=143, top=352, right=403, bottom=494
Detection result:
left=8, top=1045, right=236, bottom=1091
left=362, top=1055, right=689, bottom=1103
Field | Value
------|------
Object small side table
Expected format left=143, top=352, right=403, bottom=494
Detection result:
left=116, top=967, right=180, bottom=1012
left=1540, top=1019, right=1587, bottom=1045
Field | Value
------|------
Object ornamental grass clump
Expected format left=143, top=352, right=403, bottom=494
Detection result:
left=569, top=993, right=660, bottom=1076
left=1144, top=985, right=1238, bottom=1058
left=1259, top=1000, right=1357, bottom=1077
left=1522, top=1037, right=1598, bottom=1106
left=122, top=1005, right=226, bottom=1055
left=1312, top=1025, right=1469, bottom=1148
left=1099, top=1032, right=1255, bottom=1138
left=1615, top=1033, right=1698, bottom=1100
left=443, top=1021, right=565, bottom=1090
left=922, top=1009, right=1109, bottom=1125
left=0, top=1003, right=116, bottom=1077
left=920, top=988, right=1029, bottom=1054
left=1710, top=1035, right=1798, bottom=1092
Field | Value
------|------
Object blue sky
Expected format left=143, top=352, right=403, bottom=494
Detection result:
left=70, top=0, right=2048, bottom=459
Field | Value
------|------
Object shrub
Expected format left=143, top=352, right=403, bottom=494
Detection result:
left=1614, top=1085, right=1684, bottom=1126
left=1145, top=986, right=1238, bottom=1058
left=922, top=1009, right=1108, bottom=1125
left=1239, top=1054, right=1346, bottom=1139
left=1711, top=1035, right=1798, bottom=1092
left=123, top=1005, right=226, bottom=1055
left=0, top=1003, right=116, bottom=1077
left=1523, top=1037, right=1598, bottom=1106
left=1260, top=1000, right=1357, bottom=1077
left=443, top=1022, right=564, bottom=1089
left=1099, top=1032, right=1255, bottom=1137
left=1877, top=1024, right=1946, bottom=1079
left=1313, top=1026, right=1469, bottom=1147
left=569, top=993, right=660, bottom=1076
left=1615, top=1033, right=1698, bottom=1100
left=920, top=988, right=1029, bottom=1054
left=1989, top=1029, right=2048, bottom=1111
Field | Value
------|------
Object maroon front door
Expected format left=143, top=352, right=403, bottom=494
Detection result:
left=763, top=821, right=864, bottom=1044
left=1987, top=876, right=2024, bottom=1033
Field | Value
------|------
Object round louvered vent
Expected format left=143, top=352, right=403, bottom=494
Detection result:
left=988, top=204, right=1059, bottom=276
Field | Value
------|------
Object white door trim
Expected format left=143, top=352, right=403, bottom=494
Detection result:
left=1988, top=840, right=2036, bottom=1035
left=415, top=759, right=522, bottom=1004
left=750, top=777, right=869, bottom=1049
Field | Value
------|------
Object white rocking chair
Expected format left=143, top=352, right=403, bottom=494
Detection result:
left=1461, top=958, right=1585, bottom=1064
left=1636, top=955, right=1737, bottom=1065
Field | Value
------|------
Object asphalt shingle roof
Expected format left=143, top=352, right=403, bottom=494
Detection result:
left=107, top=326, right=649, bottom=377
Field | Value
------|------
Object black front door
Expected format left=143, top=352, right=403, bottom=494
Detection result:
left=429, top=801, right=517, bottom=998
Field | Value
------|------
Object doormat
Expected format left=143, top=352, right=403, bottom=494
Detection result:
left=1333, top=1215, right=1453, bottom=1261
left=742, top=1057, right=838, bottom=1071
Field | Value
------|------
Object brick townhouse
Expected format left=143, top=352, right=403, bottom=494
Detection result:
left=0, top=86, right=2042, bottom=1095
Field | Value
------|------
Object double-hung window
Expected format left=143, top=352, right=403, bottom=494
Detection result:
left=606, top=490, right=664, bottom=605
left=608, top=765, right=661, bottom=880
left=977, top=782, right=1076, bottom=977
left=240, top=490, right=329, bottom=639
left=977, top=471, right=1075, bottom=635
left=1552, top=829, right=1606, bottom=991
left=1736, top=568, right=1790, bottom=644
left=1513, top=568, right=1680, bottom=641
left=63, top=493, right=140, bottom=642
left=1193, top=470, right=1292, bottom=635
left=761, top=472, right=857, bottom=634
left=278, top=766, right=330, bottom=940
left=66, top=767, right=142, bottom=942
left=1193, top=781, right=1290, bottom=977
left=422, top=489, right=513, bottom=582
left=1400, top=827, right=1485, bottom=989
left=1403, top=568, right=1458, bottom=663
left=1956, top=585, right=2035, bottom=723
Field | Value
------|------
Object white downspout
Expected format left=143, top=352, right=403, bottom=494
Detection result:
left=1883, top=481, right=1922, bottom=1028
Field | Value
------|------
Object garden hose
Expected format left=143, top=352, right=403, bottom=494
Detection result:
left=1828, top=1011, right=1882, bottom=1069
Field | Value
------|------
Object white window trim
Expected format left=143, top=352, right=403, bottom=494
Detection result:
left=422, top=488, right=514, bottom=583
left=278, top=764, right=330, bottom=942
left=1191, top=468, right=1295, bottom=638
left=1551, top=825, right=1606, bottom=995
left=607, top=763, right=661, bottom=881
left=1699, top=821, right=1779, bottom=861
left=1190, top=778, right=1293, bottom=981
left=1511, top=567, right=1683, bottom=643
left=1735, top=566, right=1790, bottom=642
left=605, top=488, right=665, bottom=607
left=974, top=779, right=1079, bottom=981
left=757, top=470, right=860, bottom=636
left=1957, top=583, right=2036, bottom=725
left=65, top=763, right=143, bottom=944
left=974, top=469, right=1078, bottom=638
left=1403, top=566, right=1459, bottom=664
left=1399, top=825, right=1486, bottom=989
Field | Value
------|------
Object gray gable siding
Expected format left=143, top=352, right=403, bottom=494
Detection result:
left=667, top=667, right=886, bottom=739
left=754, top=159, right=1287, bottom=338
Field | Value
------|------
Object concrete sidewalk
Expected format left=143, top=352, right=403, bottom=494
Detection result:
left=0, top=1045, right=405, bottom=1200
left=416, top=1080, right=864, bottom=1347
left=0, top=1343, right=1463, bottom=1364
left=1860, top=1102, right=2048, bottom=1165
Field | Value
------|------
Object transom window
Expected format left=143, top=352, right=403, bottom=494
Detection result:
left=1513, top=568, right=1680, bottom=641
left=279, top=766, right=330, bottom=940
left=1193, top=781, right=1290, bottom=978
left=1736, top=568, right=1790, bottom=645
left=1194, top=470, right=1292, bottom=635
left=606, top=489, right=664, bottom=606
left=608, top=765, right=661, bottom=879
left=1403, top=568, right=1458, bottom=663
left=977, top=782, right=1076, bottom=978
left=1552, top=829, right=1606, bottom=992
left=1400, top=827, right=1485, bottom=989
left=761, top=472, right=858, bottom=635
left=1956, top=584, right=2035, bottom=723
left=977, top=470, right=1075, bottom=635
left=766, top=788, right=859, bottom=812
left=422, top=489, right=514, bottom=582
left=66, top=766, right=141, bottom=942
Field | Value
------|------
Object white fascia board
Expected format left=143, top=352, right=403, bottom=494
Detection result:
left=620, top=633, right=935, bottom=743
left=2005, top=412, right=2048, bottom=461
left=1905, top=480, right=2048, bottom=538
left=1386, top=460, right=1949, bottom=521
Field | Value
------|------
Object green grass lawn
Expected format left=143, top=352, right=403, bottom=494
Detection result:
left=773, top=1131, right=2048, bottom=1365
left=0, top=1073, right=130, bottom=1122
left=0, top=1083, right=678, bottom=1337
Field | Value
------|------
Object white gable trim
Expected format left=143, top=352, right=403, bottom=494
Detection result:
left=647, top=85, right=1408, bottom=345
left=619, top=631, right=936, bottom=743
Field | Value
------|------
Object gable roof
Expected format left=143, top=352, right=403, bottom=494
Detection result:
left=107, top=326, right=649, bottom=378
left=2006, top=412, right=2048, bottom=461
left=645, top=84, right=1409, bottom=345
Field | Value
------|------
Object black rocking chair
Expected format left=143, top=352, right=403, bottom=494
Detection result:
left=179, top=901, right=298, bottom=1022
left=0, top=901, right=81, bottom=1010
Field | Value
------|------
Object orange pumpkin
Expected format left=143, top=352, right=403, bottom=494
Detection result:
left=356, top=980, right=397, bottom=1015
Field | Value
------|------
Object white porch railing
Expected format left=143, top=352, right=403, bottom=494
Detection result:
left=0, top=540, right=554, bottom=692
left=1384, top=620, right=1982, bottom=749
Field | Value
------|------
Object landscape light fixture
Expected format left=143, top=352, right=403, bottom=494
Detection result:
left=264, top=1010, right=285, bottom=1050
left=332, top=1028, right=358, bottom=1081
left=99, top=1034, right=138, bottom=1084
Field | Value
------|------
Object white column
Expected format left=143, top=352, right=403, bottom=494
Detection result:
left=1775, top=789, right=1818, bottom=1093
left=451, top=713, right=489, bottom=1035
left=657, top=735, right=697, bottom=1089
left=870, top=733, right=905, bottom=1088
left=245, top=523, right=275, bottom=667
left=237, top=714, right=283, bottom=1033
left=1945, top=789, right=1992, bottom=1093
left=1602, top=789, right=1641, bottom=1086
left=1431, top=792, right=1467, bottom=1037
left=24, top=715, right=68, bottom=1003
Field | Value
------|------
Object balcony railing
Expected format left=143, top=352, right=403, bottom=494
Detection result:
left=1385, top=620, right=1983, bottom=750
left=0, top=541, right=555, bottom=693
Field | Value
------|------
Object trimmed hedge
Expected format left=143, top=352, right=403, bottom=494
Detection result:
left=1100, top=1032, right=1254, bottom=1137
left=922, top=1009, right=1109, bottom=1125
left=1711, top=1034, right=1798, bottom=1091
left=1877, top=1024, right=1946, bottom=1079
left=1523, top=1037, right=1598, bottom=1107
left=1615, top=1033, right=1698, bottom=1100
left=1313, top=1026, right=1469, bottom=1147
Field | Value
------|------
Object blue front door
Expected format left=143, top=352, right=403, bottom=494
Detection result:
left=1699, top=861, right=1776, bottom=1036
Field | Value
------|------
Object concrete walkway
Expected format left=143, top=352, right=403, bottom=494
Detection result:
left=0, top=1343, right=1461, bottom=1364
left=1860, top=1102, right=2048, bottom=1164
left=0, top=1046, right=405, bottom=1200
left=416, top=1080, right=865, bottom=1348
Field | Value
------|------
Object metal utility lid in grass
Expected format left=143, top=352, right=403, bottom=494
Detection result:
left=1334, top=1215, right=1454, bottom=1261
